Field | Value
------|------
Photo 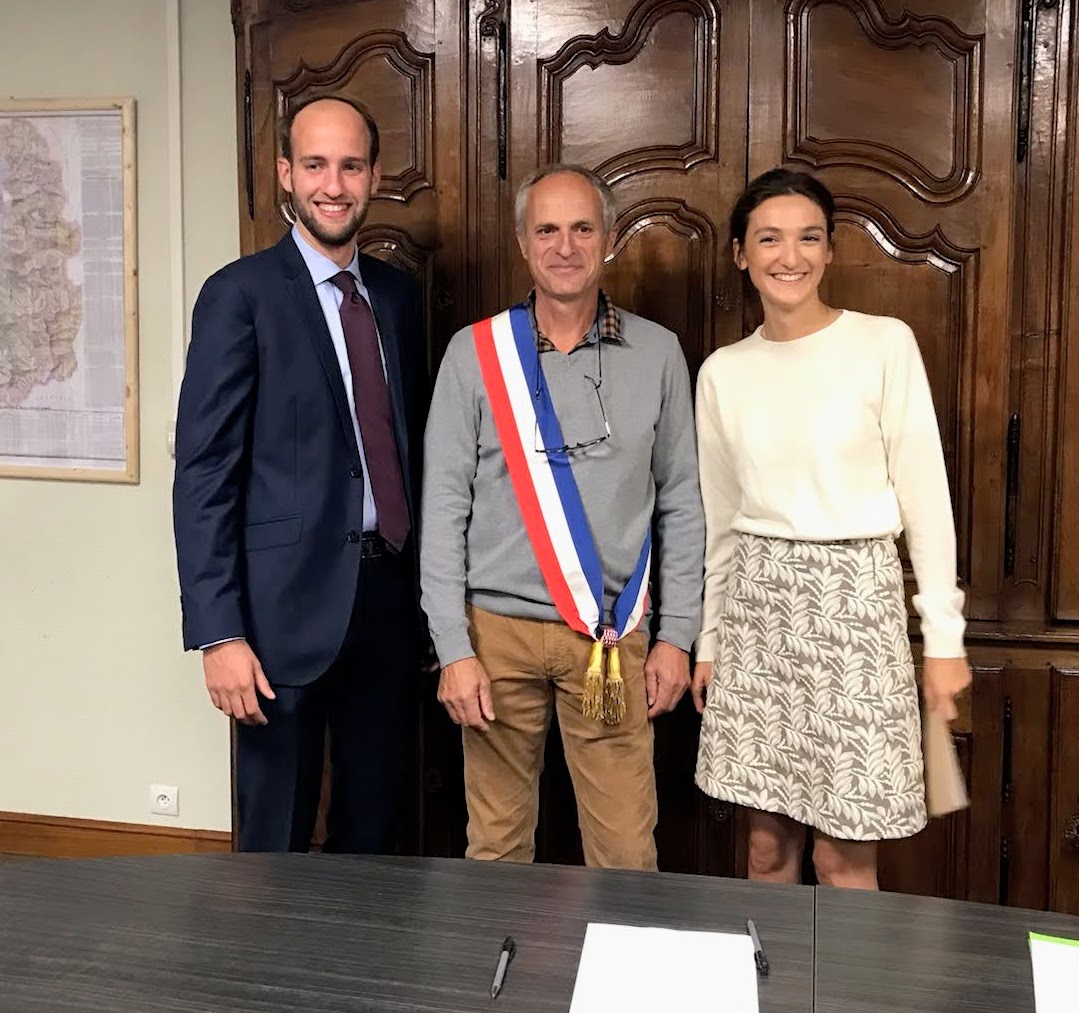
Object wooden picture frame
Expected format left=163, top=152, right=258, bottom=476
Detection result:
left=0, top=97, right=138, bottom=483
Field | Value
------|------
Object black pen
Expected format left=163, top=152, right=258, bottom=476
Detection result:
left=747, top=919, right=769, bottom=976
left=491, top=936, right=516, bottom=998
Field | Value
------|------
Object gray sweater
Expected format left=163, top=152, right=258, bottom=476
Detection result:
left=420, top=307, right=705, bottom=666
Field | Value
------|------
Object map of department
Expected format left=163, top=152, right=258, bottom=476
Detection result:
left=0, top=115, right=83, bottom=408
left=0, top=107, right=129, bottom=474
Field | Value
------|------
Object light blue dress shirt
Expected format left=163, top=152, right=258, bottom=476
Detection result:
left=292, top=224, right=384, bottom=532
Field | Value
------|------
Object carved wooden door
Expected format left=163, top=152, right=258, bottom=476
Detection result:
left=748, top=0, right=1017, bottom=626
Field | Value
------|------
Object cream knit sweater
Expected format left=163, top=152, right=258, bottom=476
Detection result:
left=695, top=309, right=965, bottom=662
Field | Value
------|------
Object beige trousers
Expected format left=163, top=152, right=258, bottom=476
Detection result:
left=463, top=605, right=658, bottom=870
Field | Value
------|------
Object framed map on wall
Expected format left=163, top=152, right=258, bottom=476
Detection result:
left=0, top=98, right=138, bottom=482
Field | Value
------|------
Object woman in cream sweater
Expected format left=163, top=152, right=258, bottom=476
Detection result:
left=692, top=168, right=971, bottom=890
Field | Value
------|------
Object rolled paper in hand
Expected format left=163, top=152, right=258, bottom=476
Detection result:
left=923, top=706, right=969, bottom=817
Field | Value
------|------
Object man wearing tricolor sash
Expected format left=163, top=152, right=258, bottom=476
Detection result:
left=420, top=165, right=705, bottom=870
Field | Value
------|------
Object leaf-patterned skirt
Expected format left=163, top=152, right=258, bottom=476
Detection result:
left=695, top=533, right=927, bottom=841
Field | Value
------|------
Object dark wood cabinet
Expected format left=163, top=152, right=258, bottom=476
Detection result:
left=230, top=0, right=1079, bottom=914
left=1050, top=667, right=1079, bottom=913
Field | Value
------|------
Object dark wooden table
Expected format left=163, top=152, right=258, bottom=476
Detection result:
left=0, top=854, right=815, bottom=1012
left=813, top=887, right=1079, bottom=1013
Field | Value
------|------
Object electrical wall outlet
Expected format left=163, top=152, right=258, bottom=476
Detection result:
left=150, top=784, right=179, bottom=817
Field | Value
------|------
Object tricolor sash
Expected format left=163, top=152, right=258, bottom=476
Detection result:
left=473, top=304, right=651, bottom=723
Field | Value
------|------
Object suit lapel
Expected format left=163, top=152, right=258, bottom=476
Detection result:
left=362, top=262, right=413, bottom=509
left=278, top=236, right=360, bottom=460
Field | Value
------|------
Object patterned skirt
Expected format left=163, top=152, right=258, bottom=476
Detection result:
left=695, top=533, right=927, bottom=841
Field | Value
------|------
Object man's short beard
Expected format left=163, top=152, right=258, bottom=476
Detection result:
left=295, top=202, right=364, bottom=249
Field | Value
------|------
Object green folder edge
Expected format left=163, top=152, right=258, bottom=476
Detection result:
left=1029, top=932, right=1079, bottom=947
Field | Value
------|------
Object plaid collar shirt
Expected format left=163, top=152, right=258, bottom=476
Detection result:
left=526, top=289, right=623, bottom=352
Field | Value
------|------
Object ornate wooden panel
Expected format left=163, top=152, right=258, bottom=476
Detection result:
left=1055, top=1, right=1079, bottom=622
left=604, top=199, right=719, bottom=373
left=1050, top=667, right=1079, bottom=915
left=538, top=1, right=719, bottom=182
left=787, top=0, right=981, bottom=203
left=1000, top=664, right=1053, bottom=911
left=467, top=0, right=513, bottom=321
left=504, top=0, right=749, bottom=372
left=749, top=0, right=1017, bottom=623
left=1004, top=0, right=1070, bottom=622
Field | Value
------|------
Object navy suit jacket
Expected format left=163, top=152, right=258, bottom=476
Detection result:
left=173, top=234, right=427, bottom=686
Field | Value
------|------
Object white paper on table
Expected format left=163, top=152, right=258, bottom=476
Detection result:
left=568, top=922, right=759, bottom=1013
left=1029, top=932, right=1079, bottom=1012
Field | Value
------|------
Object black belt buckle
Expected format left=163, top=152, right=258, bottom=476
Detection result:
left=360, top=533, right=384, bottom=559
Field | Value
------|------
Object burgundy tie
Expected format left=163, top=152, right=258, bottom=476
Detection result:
left=330, top=271, right=409, bottom=551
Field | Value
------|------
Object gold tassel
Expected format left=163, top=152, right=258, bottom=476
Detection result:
left=582, top=640, right=605, bottom=721
left=603, top=644, right=625, bottom=725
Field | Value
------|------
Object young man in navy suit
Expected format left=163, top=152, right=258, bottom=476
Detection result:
left=173, top=96, right=427, bottom=853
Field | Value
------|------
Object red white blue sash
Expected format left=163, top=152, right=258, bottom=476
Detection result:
left=472, top=304, right=651, bottom=644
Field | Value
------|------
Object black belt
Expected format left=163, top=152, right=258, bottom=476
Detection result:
left=361, top=532, right=385, bottom=558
